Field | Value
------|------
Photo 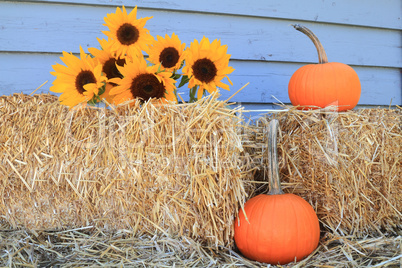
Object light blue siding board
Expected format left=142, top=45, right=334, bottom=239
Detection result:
left=25, top=0, right=402, bottom=30
left=0, top=1, right=400, bottom=108
left=1, top=53, right=400, bottom=105
left=0, top=53, right=56, bottom=95
left=0, top=2, right=401, bottom=68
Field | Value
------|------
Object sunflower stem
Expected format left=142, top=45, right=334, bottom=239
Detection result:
left=267, top=119, right=284, bottom=195
left=173, top=89, right=179, bottom=103
left=189, top=86, right=198, bottom=103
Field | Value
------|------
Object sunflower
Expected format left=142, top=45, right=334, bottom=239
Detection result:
left=88, top=38, right=127, bottom=80
left=147, top=33, right=186, bottom=72
left=50, top=46, right=107, bottom=108
left=102, top=6, right=153, bottom=58
left=109, top=56, right=177, bottom=105
left=88, top=38, right=127, bottom=103
left=182, top=37, right=234, bottom=100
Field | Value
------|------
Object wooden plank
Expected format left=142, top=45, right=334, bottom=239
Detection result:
left=0, top=2, right=401, bottom=68
left=20, top=0, right=402, bottom=30
left=1, top=52, right=400, bottom=106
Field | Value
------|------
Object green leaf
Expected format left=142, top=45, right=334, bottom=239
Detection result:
left=97, top=82, right=106, bottom=96
left=178, top=75, right=190, bottom=88
left=87, top=84, right=105, bottom=106
left=172, top=73, right=181, bottom=80
left=155, top=63, right=165, bottom=74
left=87, top=96, right=98, bottom=106
left=179, top=60, right=185, bottom=70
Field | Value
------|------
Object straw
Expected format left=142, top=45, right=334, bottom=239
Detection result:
left=29, top=80, right=48, bottom=96
left=0, top=92, right=255, bottom=247
left=0, top=93, right=400, bottom=267
left=225, top=82, right=249, bottom=102
left=245, top=105, right=401, bottom=237
left=0, top=228, right=400, bottom=267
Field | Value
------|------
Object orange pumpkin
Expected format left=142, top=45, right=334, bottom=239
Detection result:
left=288, top=24, right=361, bottom=111
left=234, top=119, right=320, bottom=265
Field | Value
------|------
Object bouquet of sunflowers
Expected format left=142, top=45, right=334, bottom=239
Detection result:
left=50, top=6, right=234, bottom=108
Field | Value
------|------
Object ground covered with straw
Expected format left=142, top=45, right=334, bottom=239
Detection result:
left=1, top=227, right=401, bottom=267
left=0, top=94, right=401, bottom=267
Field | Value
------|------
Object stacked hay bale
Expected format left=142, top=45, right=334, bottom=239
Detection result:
left=247, top=107, right=401, bottom=237
left=0, top=93, right=255, bottom=247
left=1, top=93, right=400, bottom=250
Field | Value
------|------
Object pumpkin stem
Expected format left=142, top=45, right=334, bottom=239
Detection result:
left=292, top=24, right=328, bottom=64
left=267, top=119, right=284, bottom=195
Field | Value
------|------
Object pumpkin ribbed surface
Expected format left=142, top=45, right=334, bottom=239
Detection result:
left=288, top=62, right=361, bottom=111
left=234, top=193, right=320, bottom=264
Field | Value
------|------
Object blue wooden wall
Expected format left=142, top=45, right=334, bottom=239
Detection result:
left=0, top=0, right=401, bottom=112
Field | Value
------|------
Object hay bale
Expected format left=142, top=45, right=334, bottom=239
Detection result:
left=0, top=93, right=254, bottom=247
left=248, top=107, right=401, bottom=237
left=2, top=92, right=400, bottom=249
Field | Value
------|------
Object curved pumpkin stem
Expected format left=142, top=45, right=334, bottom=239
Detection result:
left=267, top=119, right=284, bottom=195
left=292, top=24, right=328, bottom=64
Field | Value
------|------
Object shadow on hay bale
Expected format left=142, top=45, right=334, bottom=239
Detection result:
left=246, top=106, right=401, bottom=237
left=0, top=93, right=256, bottom=247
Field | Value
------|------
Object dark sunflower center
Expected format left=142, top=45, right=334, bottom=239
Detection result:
left=103, top=58, right=126, bottom=81
left=159, top=47, right=180, bottom=68
left=75, top=70, right=96, bottom=94
left=192, top=58, right=217, bottom=83
left=131, top=73, right=165, bottom=101
left=116, top=23, right=139, bottom=45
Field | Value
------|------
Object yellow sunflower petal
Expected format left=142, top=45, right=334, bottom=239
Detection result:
left=113, top=90, right=134, bottom=105
left=197, top=87, right=204, bottom=100
left=127, top=6, right=137, bottom=21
